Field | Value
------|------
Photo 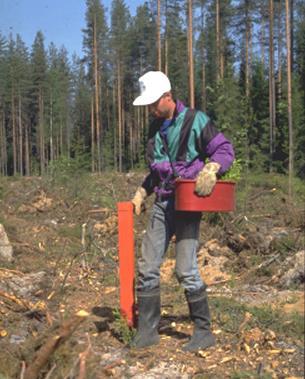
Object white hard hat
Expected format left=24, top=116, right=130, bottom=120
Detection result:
left=133, top=71, right=171, bottom=106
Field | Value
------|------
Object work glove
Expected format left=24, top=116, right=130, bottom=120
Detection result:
left=131, top=187, right=147, bottom=216
left=195, top=162, right=221, bottom=196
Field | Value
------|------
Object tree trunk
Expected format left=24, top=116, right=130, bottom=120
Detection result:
left=245, top=1, right=250, bottom=98
left=199, top=2, right=206, bottom=111
left=0, top=110, right=8, bottom=175
left=188, top=0, right=195, bottom=108
left=113, top=85, right=117, bottom=171
left=249, top=13, right=253, bottom=84
left=117, top=64, right=122, bottom=172
left=290, top=0, right=294, bottom=70
left=66, top=116, right=70, bottom=159
left=122, top=98, right=125, bottom=163
left=93, top=14, right=101, bottom=173
left=260, top=4, right=266, bottom=67
left=91, top=95, right=95, bottom=172
left=201, top=61, right=206, bottom=112
left=216, top=0, right=222, bottom=81
left=164, top=0, right=168, bottom=75
left=277, top=0, right=283, bottom=100
left=0, top=111, right=3, bottom=175
left=245, top=15, right=250, bottom=99
left=50, top=93, right=54, bottom=162
left=136, top=106, right=141, bottom=161
left=269, top=0, right=276, bottom=172
left=129, top=116, right=133, bottom=169
left=18, top=94, right=23, bottom=175
left=11, top=90, right=17, bottom=175
left=25, top=124, right=30, bottom=176
left=59, top=118, right=63, bottom=157
left=106, top=85, right=111, bottom=142
left=157, top=0, right=161, bottom=71
left=39, top=89, right=45, bottom=174
left=285, top=0, right=293, bottom=199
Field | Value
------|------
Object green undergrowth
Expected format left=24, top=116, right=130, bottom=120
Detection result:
left=41, top=170, right=130, bottom=210
left=112, top=308, right=136, bottom=344
left=230, top=371, right=272, bottom=379
left=57, top=224, right=82, bottom=240
left=211, top=297, right=304, bottom=341
left=237, top=172, right=305, bottom=207
left=0, top=182, right=4, bottom=200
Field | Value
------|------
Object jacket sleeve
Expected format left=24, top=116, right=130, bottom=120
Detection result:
left=141, top=170, right=159, bottom=196
left=206, top=133, right=235, bottom=174
left=196, top=118, right=235, bottom=174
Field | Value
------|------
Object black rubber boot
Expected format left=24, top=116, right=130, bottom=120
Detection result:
left=182, top=287, right=216, bottom=352
left=130, top=287, right=160, bottom=348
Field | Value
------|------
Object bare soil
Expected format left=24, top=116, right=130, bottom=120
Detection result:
left=0, top=173, right=304, bottom=379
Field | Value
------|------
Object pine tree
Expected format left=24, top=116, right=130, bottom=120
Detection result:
left=110, top=0, right=131, bottom=171
left=0, top=1, right=304, bottom=181
left=285, top=0, right=293, bottom=197
left=31, top=31, right=47, bottom=174
left=164, top=0, right=188, bottom=101
left=187, top=0, right=195, bottom=108
left=128, top=3, right=156, bottom=167
left=71, top=55, right=91, bottom=154
left=234, top=0, right=256, bottom=98
left=0, top=33, right=8, bottom=175
left=294, top=0, right=305, bottom=178
left=249, top=60, right=270, bottom=171
left=204, top=0, right=234, bottom=113
left=295, top=0, right=305, bottom=102
left=47, top=44, right=71, bottom=163
left=268, top=0, right=276, bottom=172
left=7, top=35, right=18, bottom=175
left=14, top=35, right=31, bottom=175
left=194, top=0, right=208, bottom=111
left=5, top=34, right=30, bottom=175
left=157, top=0, right=162, bottom=70
left=83, top=0, right=108, bottom=172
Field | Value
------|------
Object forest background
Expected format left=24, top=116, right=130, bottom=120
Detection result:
left=0, top=0, right=304, bottom=189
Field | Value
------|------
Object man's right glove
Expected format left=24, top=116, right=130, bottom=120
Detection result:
left=195, top=162, right=221, bottom=196
left=131, top=187, right=147, bottom=215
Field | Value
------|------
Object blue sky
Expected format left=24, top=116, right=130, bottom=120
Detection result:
left=0, top=0, right=143, bottom=57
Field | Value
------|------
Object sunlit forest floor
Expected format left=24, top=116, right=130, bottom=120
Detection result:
left=0, top=172, right=304, bottom=378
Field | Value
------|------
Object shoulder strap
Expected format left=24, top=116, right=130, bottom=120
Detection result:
left=159, top=108, right=197, bottom=178
left=176, top=108, right=197, bottom=161
left=159, top=129, right=180, bottom=178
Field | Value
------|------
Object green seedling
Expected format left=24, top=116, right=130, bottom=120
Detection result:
left=205, top=158, right=242, bottom=182
left=221, top=159, right=242, bottom=181
left=112, top=308, right=136, bottom=344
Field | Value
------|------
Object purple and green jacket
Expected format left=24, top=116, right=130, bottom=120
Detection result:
left=142, top=100, right=235, bottom=199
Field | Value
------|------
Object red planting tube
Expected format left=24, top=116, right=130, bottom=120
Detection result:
left=117, top=202, right=135, bottom=327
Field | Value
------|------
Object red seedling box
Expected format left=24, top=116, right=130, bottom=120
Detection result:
left=175, top=179, right=236, bottom=212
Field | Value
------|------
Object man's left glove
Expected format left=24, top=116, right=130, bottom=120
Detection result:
left=195, top=162, right=221, bottom=196
left=131, top=187, right=147, bottom=216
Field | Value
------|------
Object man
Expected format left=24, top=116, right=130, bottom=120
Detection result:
left=131, top=71, right=234, bottom=351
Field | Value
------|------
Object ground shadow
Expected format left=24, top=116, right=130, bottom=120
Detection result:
left=92, top=306, right=191, bottom=341
left=159, top=314, right=190, bottom=340
left=92, top=306, right=115, bottom=333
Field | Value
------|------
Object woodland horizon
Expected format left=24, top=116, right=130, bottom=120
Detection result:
left=0, top=0, right=304, bottom=189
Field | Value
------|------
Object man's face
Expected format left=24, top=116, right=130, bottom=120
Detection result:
left=148, top=93, right=172, bottom=119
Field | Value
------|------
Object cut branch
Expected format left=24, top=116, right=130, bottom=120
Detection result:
left=24, top=310, right=89, bottom=379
